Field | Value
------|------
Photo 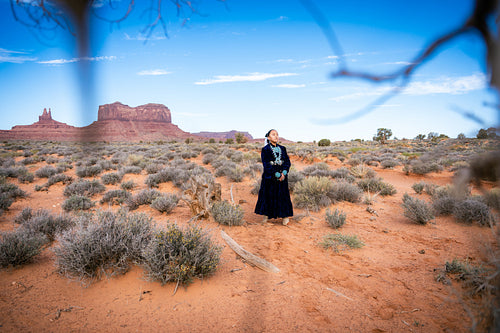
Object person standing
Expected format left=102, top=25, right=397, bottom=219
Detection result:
left=254, top=129, right=294, bottom=225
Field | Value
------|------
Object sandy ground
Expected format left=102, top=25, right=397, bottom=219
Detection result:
left=0, top=154, right=497, bottom=332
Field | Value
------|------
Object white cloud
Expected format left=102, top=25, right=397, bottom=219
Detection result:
left=37, top=56, right=116, bottom=65
left=272, top=84, right=306, bottom=88
left=329, top=73, right=487, bottom=102
left=137, top=69, right=171, bottom=76
left=124, top=33, right=166, bottom=41
left=194, top=72, right=298, bottom=85
left=0, top=48, right=36, bottom=63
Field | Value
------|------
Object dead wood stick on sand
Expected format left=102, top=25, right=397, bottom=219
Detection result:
left=220, top=230, right=280, bottom=273
left=326, top=287, right=354, bottom=301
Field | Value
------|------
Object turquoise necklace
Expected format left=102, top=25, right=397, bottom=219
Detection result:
left=270, top=145, right=283, bottom=165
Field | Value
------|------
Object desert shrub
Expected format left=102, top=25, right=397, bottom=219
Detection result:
left=0, top=182, right=27, bottom=214
left=20, top=210, right=74, bottom=241
left=128, top=189, right=163, bottom=210
left=0, top=166, right=28, bottom=179
left=121, top=165, right=142, bottom=175
left=329, top=180, right=363, bottom=203
left=401, top=194, right=434, bottom=225
left=54, top=210, right=154, bottom=280
left=251, top=179, right=261, bottom=195
left=302, top=163, right=333, bottom=178
left=438, top=259, right=491, bottom=296
left=410, top=160, right=443, bottom=175
left=325, top=208, right=346, bottom=229
left=484, top=188, right=500, bottom=211
left=412, top=182, right=426, bottom=194
left=380, top=159, right=399, bottom=169
left=350, top=164, right=376, bottom=178
left=101, top=172, right=123, bottom=185
left=0, top=228, right=48, bottom=268
left=35, top=165, right=58, bottom=178
left=210, top=200, right=244, bottom=226
left=150, top=194, right=179, bottom=214
left=14, top=207, right=35, bottom=224
left=320, top=233, right=364, bottom=253
left=293, top=176, right=333, bottom=211
left=357, top=178, right=396, bottom=196
left=145, top=163, right=163, bottom=174
left=62, top=195, right=95, bottom=212
left=120, top=180, right=136, bottom=190
left=432, top=195, right=459, bottom=216
left=76, top=165, right=103, bottom=178
left=47, top=173, right=73, bottom=186
left=142, top=224, right=222, bottom=286
left=318, top=138, right=331, bottom=147
left=287, top=169, right=304, bottom=192
left=331, top=167, right=355, bottom=183
left=64, top=179, right=105, bottom=197
left=347, top=158, right=361, bottom=167
left=453, top=199, right=495, bottom=226
left=18, top=172, right=34, bottom=183
left=100, top=189, right=132, bottom=205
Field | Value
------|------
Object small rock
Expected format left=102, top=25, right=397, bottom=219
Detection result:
left=418, top=249, right=425, bottom=254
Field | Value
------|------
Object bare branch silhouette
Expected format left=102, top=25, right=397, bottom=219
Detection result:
left=301, top=0, right=500, bottom=123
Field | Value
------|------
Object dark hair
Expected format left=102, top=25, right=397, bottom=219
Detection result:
left=265, top=129, right=277, bottom=138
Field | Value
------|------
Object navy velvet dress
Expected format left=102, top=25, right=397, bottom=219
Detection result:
left=254, top=143, right=294, bottom=219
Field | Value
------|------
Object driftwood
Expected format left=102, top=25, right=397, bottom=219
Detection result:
left=182, top=175, right=221, bottom=220
left=220, top=230, right=280, bottom=273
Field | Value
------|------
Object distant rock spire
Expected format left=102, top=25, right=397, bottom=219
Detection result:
left=39, top=107, right=53, bottom=122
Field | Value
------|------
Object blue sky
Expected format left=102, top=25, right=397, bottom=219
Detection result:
left=0, top=0, right=497, bottom=142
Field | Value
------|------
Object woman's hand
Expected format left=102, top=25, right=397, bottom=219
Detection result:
left=279, top=173, right=285, bottom=181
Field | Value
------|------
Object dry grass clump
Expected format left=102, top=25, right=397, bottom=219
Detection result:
left=142, top=224, right=222, bottom=288
left=320, top=233, right=364, bottom=253
left=325, top=208, right=346, bottom=229
left=210, top=200, right=244, bottom=226
left=0, top=228, right=48, bottom=268
left=401, top=193, right=434, bottom=225
left=350, top=164, right=376, bottom=178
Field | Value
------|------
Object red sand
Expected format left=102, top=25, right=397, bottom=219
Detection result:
left=0, top=155, right=496, bottom=332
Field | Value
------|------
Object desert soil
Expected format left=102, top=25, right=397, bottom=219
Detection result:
left=0, top=154, right=496, bottom=332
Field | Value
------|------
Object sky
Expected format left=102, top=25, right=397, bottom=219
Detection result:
left=0, top=0, right=498, bottom=142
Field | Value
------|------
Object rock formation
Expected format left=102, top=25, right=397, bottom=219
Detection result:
left=97, top=102, right=172, bottom=123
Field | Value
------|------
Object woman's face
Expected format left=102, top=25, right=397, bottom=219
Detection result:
left=268, top=130, right=279, bottom=144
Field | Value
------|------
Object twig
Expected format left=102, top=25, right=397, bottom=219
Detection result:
left=326, top=287, right=354, bottom=301
left=230, top=184, right=234, bottom=204
left=230, top=268, right=243, bottom=273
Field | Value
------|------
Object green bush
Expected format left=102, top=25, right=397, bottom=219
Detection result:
left=401, top=194, right=434, bottom=225
left=0, top=228, right=48, bottom=268
left=210, top=200, right=244, bottom=226
left=325, top=208, right=346, bottom=229
left=320, top=234, right=364, bottom=253
left=318, top=139, right=331, bottom=147
left=142, top=224, right=222, bottom=286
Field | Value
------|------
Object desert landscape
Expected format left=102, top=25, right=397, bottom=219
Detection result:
left=0, top=134, right=498, bottom=332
